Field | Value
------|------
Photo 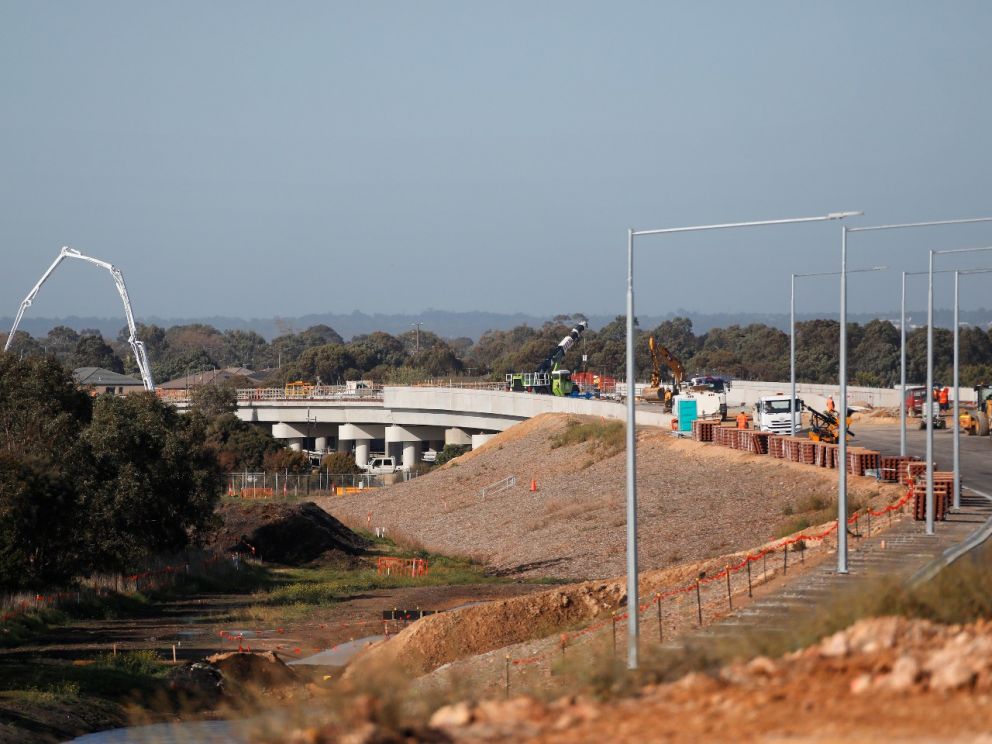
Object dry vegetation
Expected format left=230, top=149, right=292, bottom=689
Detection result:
left=322, top=414, right=902, bottom=581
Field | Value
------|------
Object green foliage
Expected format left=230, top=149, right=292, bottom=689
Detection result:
left=205, top=413, right=284, bottom=471
left=80, top=394, right=224, bottom=571
left=0, top=354, right=224, bottom=589
left=94, top=650, right=164, bottom=677
left=320, top=452, right=363, bottom=474
left=190, top=381, right=238, bottom=418
left=70, top=335, right=124, bottom=373
left=262, top=448, right=310, bottom=473
left=550, top=418, right=625, bottom=461
left=435, top=444, right=470, bottom=466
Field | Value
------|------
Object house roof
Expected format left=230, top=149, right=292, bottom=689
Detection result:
left=73, top=367, right=144, bottom=387
left=157, top=367, right=260, bottom=389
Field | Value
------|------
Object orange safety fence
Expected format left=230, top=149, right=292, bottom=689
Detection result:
left=376, top=557, right=429, bottom=577
left=509, top=487, right=915, bottom=667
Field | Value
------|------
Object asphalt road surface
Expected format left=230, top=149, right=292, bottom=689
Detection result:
left=854, top=422, right=992, bottom=498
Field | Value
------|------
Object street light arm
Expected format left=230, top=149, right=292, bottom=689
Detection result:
left=932, top=244, right=992, bottom=256
left=632, top=211, right=862, bottom=237
left=793, top=266, right=887, bottom=279
left=848, top=217, right=992, bottom=233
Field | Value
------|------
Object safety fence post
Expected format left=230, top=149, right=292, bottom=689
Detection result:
left=695, top=580, right=702, bottom=626
left=763, top=552, right=767, bottom=581
left=783, top=546, right=788, bottom=575
left=725, top=566, right=732, bottom=611
left=505, top=655, right=510, bottom=698
left=746, top=559, right=753, bottom=597
left=611, top=613, right=617, bottom=656
left=657, top=595, right=663, bottom=643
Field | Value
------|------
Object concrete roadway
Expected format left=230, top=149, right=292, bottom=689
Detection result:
left=853, top=422, right=992, bottom=497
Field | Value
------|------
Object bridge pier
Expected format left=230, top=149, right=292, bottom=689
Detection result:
left=445, top=428, right=472, bottom=447
left=339, top=423, right=386, bottom=467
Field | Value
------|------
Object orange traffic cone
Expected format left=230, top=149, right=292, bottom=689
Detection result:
left=530, top=479, right=537, bottom=492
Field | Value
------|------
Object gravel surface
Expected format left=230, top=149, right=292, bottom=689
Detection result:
left=321, top=414, right=903, bottom=581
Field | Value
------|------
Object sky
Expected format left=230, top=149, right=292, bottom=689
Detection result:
left=2, top=1, right=992, bottom=324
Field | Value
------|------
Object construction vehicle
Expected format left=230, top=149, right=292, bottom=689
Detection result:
left=688, top=375, right=731, bottom=420
left=919, top=400, right=946, bottom=430
left=506, top=321, right=588, bottom=396
left=641, top=337, right=685, bottom=409
left=4, top=246, right=155, bottom=390
left=806, top=404, right=854, bottom=444
left=959, top=383, right=992, bottom=436
left=751, top=394, right=803, bottom=435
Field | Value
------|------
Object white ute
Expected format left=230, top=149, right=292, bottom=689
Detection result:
left=362, top=456, right=403, bottom=474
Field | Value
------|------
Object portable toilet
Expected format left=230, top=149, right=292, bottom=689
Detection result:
left=674, top=395, right=698, bottom=433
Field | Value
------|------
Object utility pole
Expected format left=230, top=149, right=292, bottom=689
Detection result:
left=412, top=322, right=423, bottom=353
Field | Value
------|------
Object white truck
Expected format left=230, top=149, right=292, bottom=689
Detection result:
left=752, top=394, right=803, bottom=435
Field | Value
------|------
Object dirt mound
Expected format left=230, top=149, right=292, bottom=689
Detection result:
left=205, top=650, right=298, bottom=688
left=208, top=501, right=369, bottom=565
left=322, top=413, right=902, bottom=580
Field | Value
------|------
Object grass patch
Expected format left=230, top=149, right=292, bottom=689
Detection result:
left=230, top=552, right=502, bottom=623
left=550, top=417, right=624, bottom=462
left=775, top=493, right=863, bottom=539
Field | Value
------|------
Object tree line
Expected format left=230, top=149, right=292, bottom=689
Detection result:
left=0, top=355, right=226, bottom=592
left=4, top=314, right=992, bottom=389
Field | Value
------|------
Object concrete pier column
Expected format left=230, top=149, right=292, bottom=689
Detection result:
left=354, top=440, right=370, bottom=468
left=315, top=436, right=328, bottom=453
left=471, top=433, right=495, bottom=450
left=445, top=428, right=472, bottom=446
left=288, top=438, right=304, bottom=452
left=403, top=442, right=418, bottom=471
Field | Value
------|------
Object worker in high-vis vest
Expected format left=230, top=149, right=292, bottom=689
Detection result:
left=736, top=410, right=749, bottom=429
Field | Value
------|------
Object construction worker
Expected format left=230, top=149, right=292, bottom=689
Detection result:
left=939, top=386, right=950, bottom=412
left=736, top=410, right=749, bottom=429
left=826, top=396, right=835, bottom=414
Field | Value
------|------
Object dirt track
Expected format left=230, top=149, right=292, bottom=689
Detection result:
left=323, top=414, right=903, bottom=580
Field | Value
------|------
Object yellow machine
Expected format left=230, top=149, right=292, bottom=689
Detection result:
left=959, top=383, right=992, bottom=436
left=284, top=381, right=313, bottom=398
left=641, top=337, right=685, bottom=410
left=806, top=405, right=854, bottom=444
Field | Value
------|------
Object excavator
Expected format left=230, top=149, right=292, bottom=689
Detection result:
left=506, top=321, right=588, bottom=396
left=805, top=404, right=854, bottom=444
left=641, top=336, right=684, bottom=411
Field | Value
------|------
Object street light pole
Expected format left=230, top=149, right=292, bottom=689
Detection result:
left=791, top=267, right=886, bottom=437
left=928, top=246, right=992, bottom=529
left=839, top=217, right=992, bottom=570
left=952, top=268, right=992, bottom=509
left=626, top=210, right=861, bottom=669
left=900, top=272, right=907, bottom=457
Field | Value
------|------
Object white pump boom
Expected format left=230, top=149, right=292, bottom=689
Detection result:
left=3, top=246, right=156, bottom=391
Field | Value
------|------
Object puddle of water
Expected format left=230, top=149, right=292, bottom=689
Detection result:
left=287, top=635, right=385, bottom=666
left=68, top=719, right=248, bottom=743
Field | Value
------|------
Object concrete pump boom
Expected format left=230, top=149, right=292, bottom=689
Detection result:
left=3, top=246, right=156, bottom=391
left=537, top=321, right=588, bottom=373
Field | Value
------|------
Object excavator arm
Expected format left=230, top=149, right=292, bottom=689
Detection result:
left=652, top=339, right=685, bottom=388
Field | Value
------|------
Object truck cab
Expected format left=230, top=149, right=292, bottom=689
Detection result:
left=688, top=376, right=731, bottom=420
left=752, top=395, right=803, bottom=435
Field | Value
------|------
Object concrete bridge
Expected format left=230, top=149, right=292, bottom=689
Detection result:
left=165, top=383, right=672, bottom=470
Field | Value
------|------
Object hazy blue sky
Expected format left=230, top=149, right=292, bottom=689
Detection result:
left=2, top=1, right=991, bottom=323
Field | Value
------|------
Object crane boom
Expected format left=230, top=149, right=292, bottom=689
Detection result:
left=3, top=246, right=156, bottom=391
